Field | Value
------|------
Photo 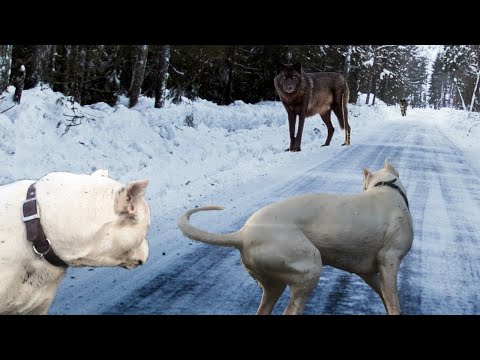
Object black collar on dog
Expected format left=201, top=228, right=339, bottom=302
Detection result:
left=374, top=178, right=410, bottom=210
left=22, top=183, right=68, bottom=268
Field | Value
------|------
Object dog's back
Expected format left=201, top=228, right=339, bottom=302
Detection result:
left=247, top=189, right=411, bottom=274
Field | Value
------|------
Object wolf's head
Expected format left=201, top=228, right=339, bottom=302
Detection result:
left=274, top=62, right=303, bottom=94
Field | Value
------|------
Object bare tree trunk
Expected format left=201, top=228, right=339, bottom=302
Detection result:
left=31, top=45, right=51, bottom=87
left=454, top=80, right=467, bottom=112
left=129, top=45, right=149, bottom=108
left=66, top=45, right=79, bottom=98
left=222, top=61, right=234, bottom=105
left=438, top=82, right=444, bottom=109
left=365, top=80, right=371, bottom=105
left=154, top=45, right=170, bottom=108
left=343, top=45, right=352, bottom=80
left=467, top=49, right=480, bottom=116
left=82, top=46, right=94, bottom=104
left=73, top=46, right=86, bottom=104
left=13, top=65, right=26, bottom=103
left=50, top=45, right=57, bottom=73
left=0, top=45, right=13, bottom=92
left=468, top=70, right=480, bottom=115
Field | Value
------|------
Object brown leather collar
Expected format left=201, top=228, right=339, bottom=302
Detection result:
left=22, top=183, right=68, bottom=267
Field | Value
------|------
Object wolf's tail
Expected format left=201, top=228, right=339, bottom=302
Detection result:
left=178, top=206, right=243, bottom=249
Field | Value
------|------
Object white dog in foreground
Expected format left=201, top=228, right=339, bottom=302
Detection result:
left=0, top=169, right=150, bottom=314
left=179, top=160, right=413, bottom=315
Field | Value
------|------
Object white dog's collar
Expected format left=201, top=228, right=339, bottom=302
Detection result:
left=374, top=178, right=409, bottom=210
left=22, top=183, right=68, bottom=267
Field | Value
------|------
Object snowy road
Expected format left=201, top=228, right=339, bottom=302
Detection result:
left=50, top=110, right=480, bottom=315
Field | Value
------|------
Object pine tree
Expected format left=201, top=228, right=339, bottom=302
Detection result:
left=441, top=45, right=480, bottom=112
left=429, top=55, right=443, bottom=108
left=0, top=45, right=13, bottom=92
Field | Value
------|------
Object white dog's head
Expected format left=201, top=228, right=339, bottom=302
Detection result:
left=94, top=178, right=151, bottom=269
left=362, top=159, right=402, bottom=191
left=36, top=170, right=151, bottom=270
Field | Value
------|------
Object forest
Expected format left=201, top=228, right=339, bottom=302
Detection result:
left=0, top=45, right=479, bottom=112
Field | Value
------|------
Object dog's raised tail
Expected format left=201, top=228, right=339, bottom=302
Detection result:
left=178, top=206, right=243, bottom=249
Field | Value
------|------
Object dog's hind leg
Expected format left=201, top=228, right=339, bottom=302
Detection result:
left=283, top=267, right=321, bottom=315
left=245, top=228, right=322, bottom=315
left=282, top=242, right=322, bottom=315
left=378, top=256, right=402, bottom=315
left=256, top=280, right=287, bottom=315
left=358, top=273, right=387, bottom=312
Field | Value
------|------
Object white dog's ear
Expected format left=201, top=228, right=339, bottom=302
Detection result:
left=384, top=159, right=399, bottom=177
left=91, top=169, right=109, bottom=178
left=363, top=168, right=372, bottom=190
left=115, top=179, right=149, bottom=216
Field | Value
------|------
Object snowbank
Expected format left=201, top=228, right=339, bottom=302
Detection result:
left=0, top=85, right=476, bottom=230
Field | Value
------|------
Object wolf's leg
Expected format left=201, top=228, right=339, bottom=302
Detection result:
left=320, top=112, right=335, bottom=146
left=292, top=113, right=305, bottom=151
left=286, top=111, right=296, bottom=151
left=333, top=104, right=350, bottom=146
left=342, top=125, right=351, bottom=145
left=358, top=273, right=387, bottom=312
left=256, top=280, right=287, bottom=315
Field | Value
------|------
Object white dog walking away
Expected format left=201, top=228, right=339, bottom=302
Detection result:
left=0, top=169, right=151, bottom=314
left=178, top=160, right=413, bottom=315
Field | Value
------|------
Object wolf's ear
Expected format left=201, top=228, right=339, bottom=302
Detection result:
left=293, top=62, right=302, bottom=73
left=384, top=159, right=399, bottom=177
left=115, top=179, right=149, bottom=216
left=363, top=168, right=372, bottom=190
left=91, top=169, right=109, bottom=178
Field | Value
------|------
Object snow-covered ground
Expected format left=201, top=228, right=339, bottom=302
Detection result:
left=0, top=85, right=393, bottom=234
left=1, top=85, right=480, bottom=314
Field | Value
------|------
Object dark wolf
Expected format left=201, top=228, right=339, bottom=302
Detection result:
left=399, top=98, right=408, bottom=116
left=274, top=63, right=350, bottom=151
